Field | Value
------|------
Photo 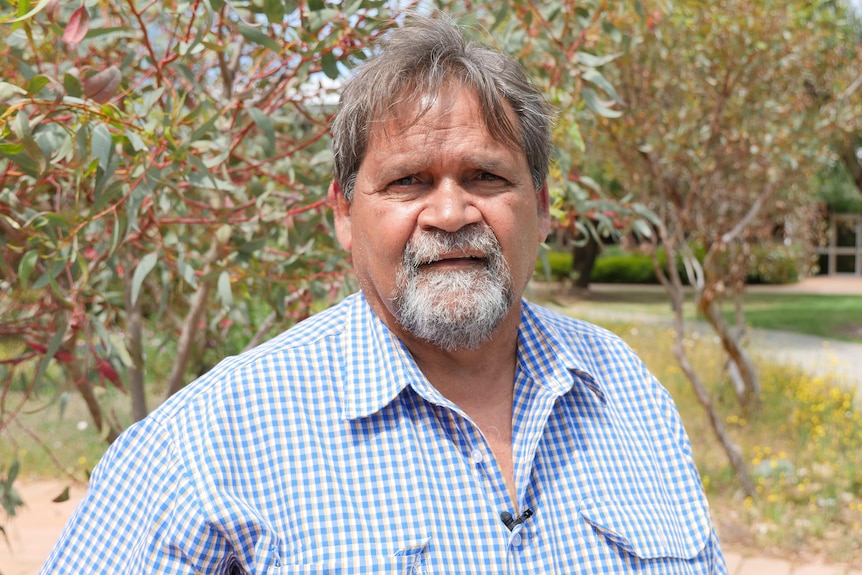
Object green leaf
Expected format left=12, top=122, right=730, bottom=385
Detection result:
left=209, top=0, right=224, bottom=10
left=217, top=270, right=233, bottom=306
left=25, top=75, right=50, bottom=96
left=33, top=317, right=68, bottom=389
left=264, top=0, right=285, bottom=22
left=582, top=87, right=622, bottom=118
left=177, top=261, right=198, bottom=289
left=63, top=73, right=82, bottom=98
left=52, top=486, right=70, bottom=503
left=0, top=82, right=26, bottom=102
left=131, top=251, right=159, bottom=305
left=18, top=250, right=39, bottom=287
left=84, top=26, right=134, bottom=40
left=575, top=51, right=621, bottom=68
left=632, top=218, right=654, bottom=239
left=307, top=9, right=338, bottom=33
left=581, top=68, right=621, bottom=104
left=6, top=459, right=19, bottom=487
left=491, top=3, right=509, bottom=31
left=91, top=124, right=112, bottom=171
left=321, top=51, right=339, bottom=80
left=0, top=0, right=53, bottom=23
left=308, top=0, right=325, bottom=10
left=190, top=111, right=220, bottom=142
left=237, top=22, right=281, bottom=53
left=247, top=107, right=275, bottom=156
left=566, top=120, right=585, bottom=154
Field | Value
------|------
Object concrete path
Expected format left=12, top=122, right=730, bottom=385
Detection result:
left=725, top=552, right=862, bottom=575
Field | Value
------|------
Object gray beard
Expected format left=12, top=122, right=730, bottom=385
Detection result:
left=393, top=224, right=514, bottom=352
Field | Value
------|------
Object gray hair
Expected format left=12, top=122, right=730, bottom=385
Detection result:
left=331, top=13, right=554, bottom=201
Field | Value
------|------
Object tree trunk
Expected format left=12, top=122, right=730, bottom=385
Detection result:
left=124, top=254, right=148, bottom=422
left=165, top=241, right=219, bottom=398
left=699, top=295, right=761, bottom=409
left=63, top=343, right=121, bottom=444
left=571, top=231, right=601, bottom=290
left=652, top=238, right=756, bottom=497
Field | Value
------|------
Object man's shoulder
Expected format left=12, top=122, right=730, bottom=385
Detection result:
left=152, top=294, right=361, bottom=418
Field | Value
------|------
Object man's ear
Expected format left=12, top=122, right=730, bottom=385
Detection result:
left=537, top=182, right=551, bottom=243
left=328, top=181, right=353, bottom=252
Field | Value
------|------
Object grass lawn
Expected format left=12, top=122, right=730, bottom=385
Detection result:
left=738, top=293, right=862, bottom=341
left=530, top=282, right=862, bottom=343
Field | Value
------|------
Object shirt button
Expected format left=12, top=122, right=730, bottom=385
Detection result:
left=470, top=448, right=484, bottom=464
left=511, top=533, right=522, bottom=547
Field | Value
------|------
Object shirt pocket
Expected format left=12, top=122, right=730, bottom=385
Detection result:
left=266, top=537, right=430, bottom=575
left=578, top=499, right=710, bottom=560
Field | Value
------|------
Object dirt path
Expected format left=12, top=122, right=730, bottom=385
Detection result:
left=0, top=480, right=85, bottom=575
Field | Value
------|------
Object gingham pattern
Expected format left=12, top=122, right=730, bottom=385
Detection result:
left=41, top=293, right=727, bottom=574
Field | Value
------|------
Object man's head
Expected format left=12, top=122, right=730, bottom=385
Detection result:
left=331, top=13, right=554, bottom=201
left=329, top=14, right=554, bottom=352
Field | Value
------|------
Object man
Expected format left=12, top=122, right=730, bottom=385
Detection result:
left=42, top=13, right=727, bottom=574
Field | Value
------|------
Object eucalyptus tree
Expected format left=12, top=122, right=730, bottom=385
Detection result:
left=582, top=0, right=844, bottom=494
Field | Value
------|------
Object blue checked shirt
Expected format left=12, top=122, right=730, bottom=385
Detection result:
left=42, top=293, right=727, bottom=574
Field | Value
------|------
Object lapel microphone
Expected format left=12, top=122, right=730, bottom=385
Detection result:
left=500, top=508, right=533, bottom=531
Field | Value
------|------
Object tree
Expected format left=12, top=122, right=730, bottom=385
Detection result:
left=582, top=0, right=843, bottom=494
left=0, top=0, right=395, bottom=468
left=814, top=2, right=862, bottom=198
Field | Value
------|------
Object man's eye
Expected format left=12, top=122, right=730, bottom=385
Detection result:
left=392, top=176, right=419, bottom=186
left=478, top=172, right=503, bottom=182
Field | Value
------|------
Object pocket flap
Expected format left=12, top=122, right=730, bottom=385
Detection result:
left=579, top=499, right=710, bottom=560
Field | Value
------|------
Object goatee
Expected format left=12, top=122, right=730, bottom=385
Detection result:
left=393, top=224, right=514, bottom=351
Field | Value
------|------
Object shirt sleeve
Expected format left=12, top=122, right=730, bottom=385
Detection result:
left=39, top=417, right=235, bottom=574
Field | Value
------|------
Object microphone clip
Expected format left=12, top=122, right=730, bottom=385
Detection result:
left=500, top=508, right=533, bottom=531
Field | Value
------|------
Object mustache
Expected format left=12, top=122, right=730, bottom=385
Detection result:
left=402, top=224, right=501, bottom=268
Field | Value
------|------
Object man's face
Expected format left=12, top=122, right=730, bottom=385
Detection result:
left=332, top=88, right=550, bottom=350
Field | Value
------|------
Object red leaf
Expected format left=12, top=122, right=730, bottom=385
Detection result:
left=96, top=359, right=126, bottom=393
left=82, top=66, right=122, bottom=104
left=62, top=5, right=90, bottom=46
left=26, top=342, right=47, bottom=353
left=55, top=350, right=74, bottom=362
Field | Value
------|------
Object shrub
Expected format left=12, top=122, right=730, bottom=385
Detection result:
left=534, top=250, right=574, bottom=280
left=590, top=246, right=660, bottom=284
left=746, top=243, right=812, bottom=285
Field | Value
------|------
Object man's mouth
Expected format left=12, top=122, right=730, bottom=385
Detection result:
left=419, top=251, right=487, bottom=269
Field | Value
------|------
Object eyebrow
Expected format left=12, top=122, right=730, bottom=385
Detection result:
left=375, top=154, right=519, bottom=180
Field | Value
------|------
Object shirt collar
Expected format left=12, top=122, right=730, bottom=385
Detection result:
left=518, top=300, right=606, bottom=403
left=338, top=293, right=430, bottom=420
left=338, top=294, right=605, bottom=421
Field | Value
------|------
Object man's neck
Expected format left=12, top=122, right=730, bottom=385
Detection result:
left=400, top=304, right=522, bottom=411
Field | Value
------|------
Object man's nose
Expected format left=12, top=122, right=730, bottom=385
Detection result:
left=417, top=179, right=482, bottom=233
